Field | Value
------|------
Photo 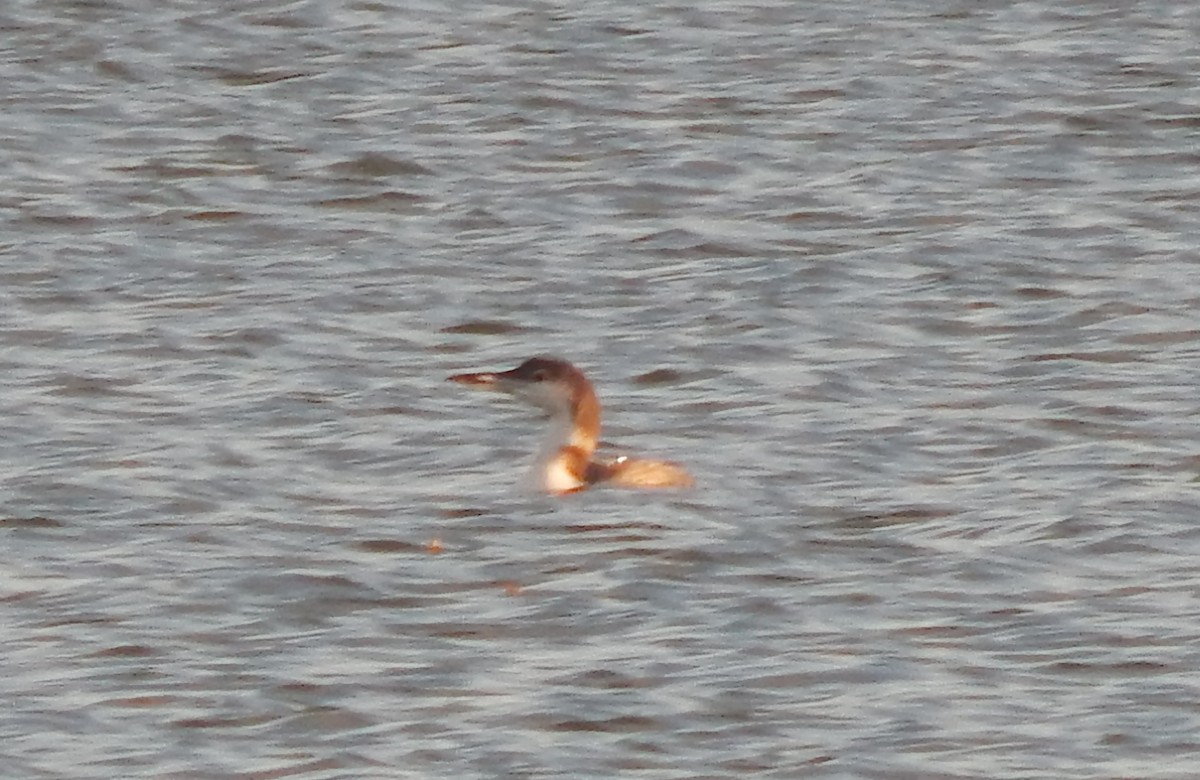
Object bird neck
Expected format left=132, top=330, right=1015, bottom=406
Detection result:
left=566, top=386, right=600, bottom=457
left=530, top=387, right=600, bottom=494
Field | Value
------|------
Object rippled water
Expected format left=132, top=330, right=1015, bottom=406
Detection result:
left=3, top=1, right=1199, bottom=778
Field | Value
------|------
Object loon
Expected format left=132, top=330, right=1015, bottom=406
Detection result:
left=448, top=357, right=693, bottom=495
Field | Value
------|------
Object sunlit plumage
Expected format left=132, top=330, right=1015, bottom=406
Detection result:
left=448, top=357, right=692, bottom=495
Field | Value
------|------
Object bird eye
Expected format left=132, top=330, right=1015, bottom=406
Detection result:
left=531, top=370, right=548, bottom=382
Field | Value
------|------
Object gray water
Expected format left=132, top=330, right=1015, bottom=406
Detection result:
left=3, top=1, right=1199, bottom=778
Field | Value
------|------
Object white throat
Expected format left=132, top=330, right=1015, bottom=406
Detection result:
left=526, top=406, right=585, bottom=493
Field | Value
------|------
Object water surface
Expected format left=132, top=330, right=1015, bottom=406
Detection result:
left=3, top=1, right=1199, bottom=778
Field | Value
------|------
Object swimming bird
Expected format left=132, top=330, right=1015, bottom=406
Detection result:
left=448, top=357, right=693, bottom=495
